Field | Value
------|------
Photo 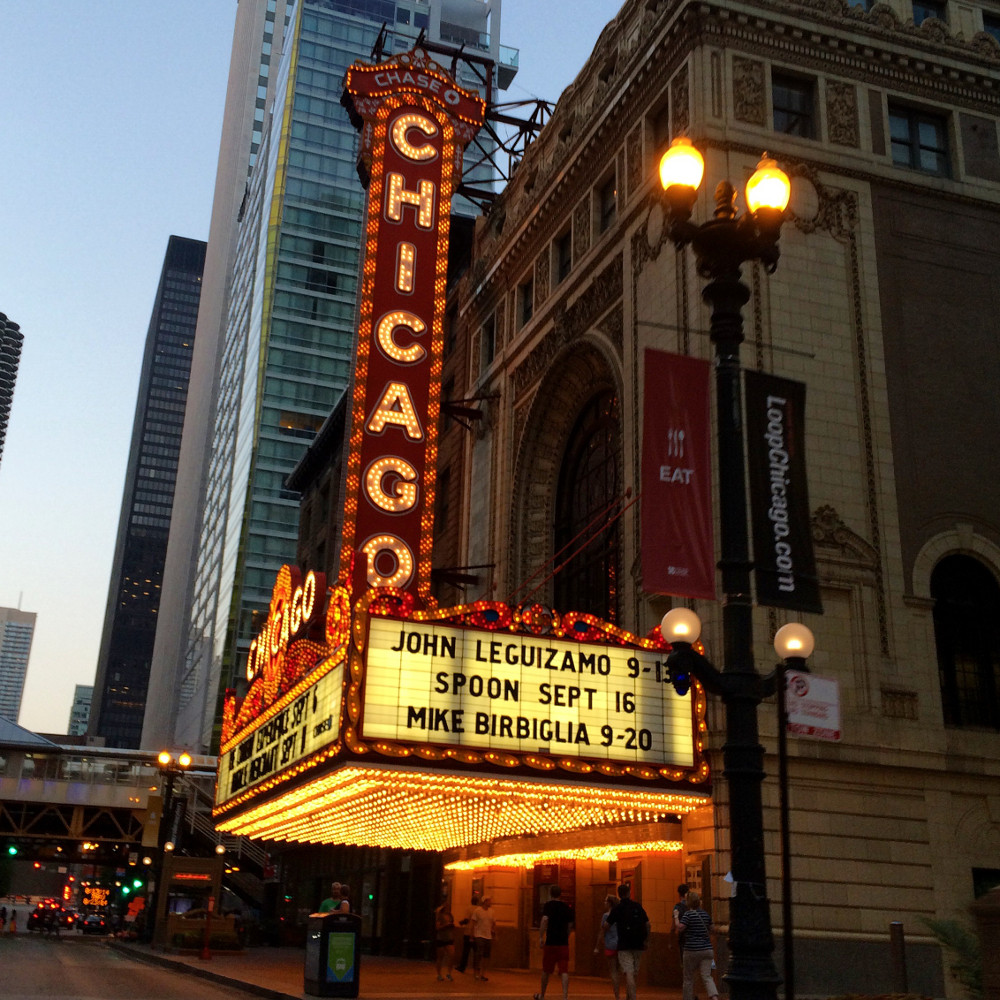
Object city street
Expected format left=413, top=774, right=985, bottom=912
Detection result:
left=0, top=932, right=686, bottom=1000
left=0, top=935, right=254, bottom=1000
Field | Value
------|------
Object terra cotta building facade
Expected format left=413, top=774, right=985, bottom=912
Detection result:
left=432, top=0, right=1000, bottom=994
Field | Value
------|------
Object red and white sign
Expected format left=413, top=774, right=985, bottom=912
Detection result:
left=785, top=670, right=841, bottom=741
left=641, top=349, right=715, bottom=599
left=339, top=51, right=485, bottom=605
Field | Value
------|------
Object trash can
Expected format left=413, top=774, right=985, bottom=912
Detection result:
left=305, top=911, right=362, bottom=998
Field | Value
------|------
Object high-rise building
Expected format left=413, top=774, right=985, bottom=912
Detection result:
left=88, top=236, right=206, bottom=747
left=67, top=684, right=93, bottom=737
left=0, top=312, right=23, bottom=471
left=0, top=607, right=36, bottom=723
left=145, top=0, right=516, bottom=753
left=142, top=0, right=297, bottom=752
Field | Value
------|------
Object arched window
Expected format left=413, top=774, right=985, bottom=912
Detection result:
left=931, top=554, right=1000, bottom=729
left=553, top=390, right=621, bottom=622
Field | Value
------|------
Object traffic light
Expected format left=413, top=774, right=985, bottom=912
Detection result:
left=6, top=845, right=18, bottom=856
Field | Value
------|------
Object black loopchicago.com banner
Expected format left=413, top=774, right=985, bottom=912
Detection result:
left=745, top=371, right=823, bottom=614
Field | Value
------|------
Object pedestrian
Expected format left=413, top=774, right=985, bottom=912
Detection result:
left=679, top=891, right=718, bottom=1000
left=0, top=904, right=6, bottom=933
left=339, top=884, right=351, bottom=913
left=605, top=885, right=649, bottom=1000
left=672, top=883, right=689, bottom=957
left=434, top=899, right=456, bottom=981
left=455, top=892, right=479, bottom=973
left=319, top=881, right=343, bottom=912
left=8, top=907, right=17, bottom=935
left=593, top=894, right=620, bottom=1000
left=471, top=896, right=496, bottom=981
left=535, top=885, right=574, bottom=1000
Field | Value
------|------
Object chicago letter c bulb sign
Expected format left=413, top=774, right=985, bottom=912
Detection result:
left=341, top=52, right=485, bottom=604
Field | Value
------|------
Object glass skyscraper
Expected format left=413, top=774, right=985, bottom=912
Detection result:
left=0, top=607, right=36, bottom=724
left=89, top=236, right=206, bottom=747
left=169, top=0, right=514, bottom=752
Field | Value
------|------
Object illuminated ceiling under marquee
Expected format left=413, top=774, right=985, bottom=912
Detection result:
left=214, top=763, right=710, bottom=853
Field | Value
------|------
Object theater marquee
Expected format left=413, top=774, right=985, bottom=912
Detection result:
left=363, top=618, right=695, bottom=769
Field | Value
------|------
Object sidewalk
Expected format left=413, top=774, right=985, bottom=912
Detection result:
left=110, top=940, right=684, bottom=1000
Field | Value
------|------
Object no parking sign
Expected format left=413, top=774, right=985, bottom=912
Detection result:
left=785, top=670, right=841, bottom=741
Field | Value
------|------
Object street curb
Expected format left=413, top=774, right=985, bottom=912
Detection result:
left=108, top=940, right=302, bottom=1000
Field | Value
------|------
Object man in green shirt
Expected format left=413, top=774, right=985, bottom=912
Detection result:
left=319, top=881, right=342, bottom=913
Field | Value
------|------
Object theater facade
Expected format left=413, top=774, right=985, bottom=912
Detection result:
left=215, top=2, right=1000, bottom=995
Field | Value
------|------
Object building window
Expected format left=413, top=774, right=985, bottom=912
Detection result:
left=984, top=12, right=1000, bottom=41
left=553, top=390, right=621, bottom=623
left=481, top=313, right=496, bottom=369
left=649, top=95, right=672, bottom=162
left=597, top=177, right=617, bottom=234
left=913, top=0, right=946, bottom=23
left=555, top=230, right=572, bottom=284
left=772, top=73, right=816, bottom=138
left=889, top=104, right=950, bottom=175
left=518, top=276, right=534, bottom=327
left=932, top=554, right=1000, bottom=729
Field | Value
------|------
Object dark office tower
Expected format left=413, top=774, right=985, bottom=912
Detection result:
left=0, top=313, right=23, bottom=470
left=89, top=236, right=206, bottom=748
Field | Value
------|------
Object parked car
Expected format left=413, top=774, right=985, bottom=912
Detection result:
left=81, top=913, right=107, bottom=935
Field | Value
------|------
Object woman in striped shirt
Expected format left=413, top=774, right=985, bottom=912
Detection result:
left=679, top=891, right=719, bottom=1000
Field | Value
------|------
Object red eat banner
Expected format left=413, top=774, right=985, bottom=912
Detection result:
left=641, top=349, right=715, bottom=599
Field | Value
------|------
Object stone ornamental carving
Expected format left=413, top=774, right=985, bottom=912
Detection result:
left=535, top=249, right=550, bottom=306
left=970, top=31, right=1000, bottom=60
left=868, top=3, right=900, bottom=30
left=573, top=197, right=591, bottom=261
left=671, top=65, right=689, bottom=135
left=733, top=57, right=766, bottom=127
left=626, top=126, right=643, bottom=204
left=917, top=16, right=951, bottom=42
left=826, top=80, right=859, bottom=148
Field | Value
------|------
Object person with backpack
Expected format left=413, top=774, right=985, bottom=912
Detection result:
left=605, top=884, right=650, bottom=1000
left=679, top=891, right=719, bottom=1000
left=593, top=893, right=621, bottom=1000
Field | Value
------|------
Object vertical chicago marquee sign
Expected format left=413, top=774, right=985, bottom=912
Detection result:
left=339, top=51, right=486, bottom=605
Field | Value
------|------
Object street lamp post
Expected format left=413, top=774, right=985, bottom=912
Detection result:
left=773, top=623, right=815, bottom=1000
left=657, top=138, right=792, bottom=1000
left=148, top=750, right=191, bottom=945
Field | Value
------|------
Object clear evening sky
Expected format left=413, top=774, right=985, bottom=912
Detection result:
left=0, top=1, right=620, bottom=735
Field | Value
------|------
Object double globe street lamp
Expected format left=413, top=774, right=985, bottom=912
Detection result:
left=148, top=750, right=192, bottom=944
left=656, top=137, right=797, bottom=1000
